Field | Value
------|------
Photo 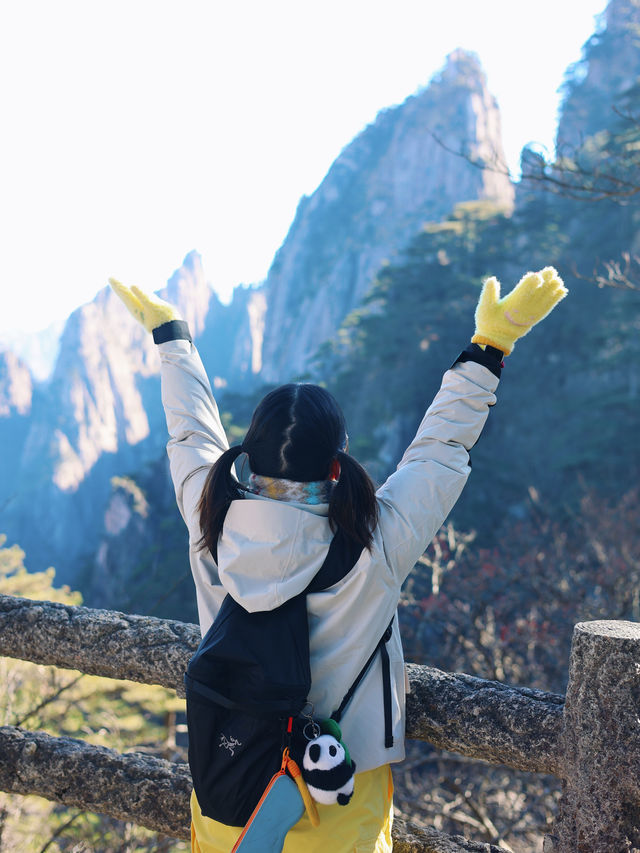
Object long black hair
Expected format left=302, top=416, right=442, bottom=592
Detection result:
left=197, top=383, right=379, bottom=558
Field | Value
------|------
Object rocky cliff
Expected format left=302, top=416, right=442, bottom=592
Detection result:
left=557, top=0, right=640, bottom=151
left=0, top=321, right=63, bottom=382
left=82, top=461, right=194, bottom=622
left=259, top=50, right=514, bottom=382
left=1, top=287, right=162, bottom=580
left=17, top=251, right=219, bottom=500
left=0, top=352, right=34, bottom=510
left=0, top=351, right=32, bottom=418
left=0, top=250, right=261, bottom=582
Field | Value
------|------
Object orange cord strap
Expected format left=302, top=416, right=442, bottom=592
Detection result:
left=285, top=755, right=320, bottom=828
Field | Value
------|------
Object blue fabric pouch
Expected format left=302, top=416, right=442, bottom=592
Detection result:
left=231, top=771, right=304, bottom=852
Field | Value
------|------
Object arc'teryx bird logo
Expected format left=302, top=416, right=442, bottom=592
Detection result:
left=219, top=733, right=241, bottom=756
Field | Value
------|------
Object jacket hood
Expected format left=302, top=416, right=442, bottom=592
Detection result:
left=217, top=493, right=334, bottom=612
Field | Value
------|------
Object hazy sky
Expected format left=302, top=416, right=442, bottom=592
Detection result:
left=0, top=0, right=608, bottom=337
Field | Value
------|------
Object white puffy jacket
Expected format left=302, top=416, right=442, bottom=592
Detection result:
left=158, top=339, right=499, bottom=773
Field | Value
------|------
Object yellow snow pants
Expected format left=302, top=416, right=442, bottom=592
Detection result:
left=190, top=764, right=394, bottom=853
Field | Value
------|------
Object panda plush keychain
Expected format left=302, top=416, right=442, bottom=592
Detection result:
left=301, top=719, right=357, bottom=806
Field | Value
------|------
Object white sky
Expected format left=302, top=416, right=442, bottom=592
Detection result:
left=0, top=0, right=608, bottom=337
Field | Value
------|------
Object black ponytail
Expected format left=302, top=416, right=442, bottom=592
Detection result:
left=329, top=450, right=379, bottom=551
left=197, top=445, right=245, bottom=562
left=198, top=383, right=379, bottom=558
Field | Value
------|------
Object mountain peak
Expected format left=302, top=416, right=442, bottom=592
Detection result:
left=164, top=251, right=215, bottom=338
left=180, top=249, right=202, bottom=271
left=259, top=51, right=513, bottom=382
left=441, top=48, right=485, bottom=81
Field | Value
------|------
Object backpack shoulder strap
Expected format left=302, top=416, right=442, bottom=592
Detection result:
left=304, top=530, right=395, bottom=750
left=331, top=620, right=395, bottom=749
left=305, top=529, right=365, bottom=594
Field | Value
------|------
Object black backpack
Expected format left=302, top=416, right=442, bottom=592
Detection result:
left=184, top=530, right=393, bottom=827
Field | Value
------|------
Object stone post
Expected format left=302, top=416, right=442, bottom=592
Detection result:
left=544, top=621, right=640, bottom=853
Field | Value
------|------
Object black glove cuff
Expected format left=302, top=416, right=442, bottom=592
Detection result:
left=152, top=320, right=192, bottom=344
left=453, top=343, right=503, bottom=379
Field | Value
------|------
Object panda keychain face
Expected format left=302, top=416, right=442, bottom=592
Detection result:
left=301, top=732, right=357, bottom=806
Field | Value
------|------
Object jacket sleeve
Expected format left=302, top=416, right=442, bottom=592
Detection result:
left=158, top=339, right=229, bottom=546
left=375, top=358, right=499, bottom=583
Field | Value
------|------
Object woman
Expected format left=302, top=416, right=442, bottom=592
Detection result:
left=110, top=267, right=566, bottom=852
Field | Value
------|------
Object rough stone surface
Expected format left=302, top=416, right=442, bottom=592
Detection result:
left=0, top=727, right=510, bottom=850
left=0, top=725, right=192, bottom=839
left=405, top=663, right=565, bottom=776
left=392, top=818, right=506, bottom=852
left=9, top=603, right=640, bottom=848
left=0, top=595, right=564, bottom=776
left=544, top=621, right=640, bottom=853
left=0, top=594, right=201, bottom=696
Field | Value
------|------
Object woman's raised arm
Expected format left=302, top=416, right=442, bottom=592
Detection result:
left=109, top=279, right=228, bottom=545
left=375, top=266, right=567, bottom=582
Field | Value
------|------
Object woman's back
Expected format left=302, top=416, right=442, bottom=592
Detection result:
left=159, top=345, right=499, bottom=773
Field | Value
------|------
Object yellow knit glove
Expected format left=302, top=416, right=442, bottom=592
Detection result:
left=472, top=267, right=568, bottom=355
left=108, top=278, right=181, bottom=332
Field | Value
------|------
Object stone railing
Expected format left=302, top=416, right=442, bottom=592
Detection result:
left=0, top=594, right=638, bottom=852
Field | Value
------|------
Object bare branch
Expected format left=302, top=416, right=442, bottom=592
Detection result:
left=13, top=673, right=85, bottom=728
left=571, top=253, right=640, bottom=291
left=425, top=129, right=514, bottom=182
left=426, top=124, right=640, bottom=203
left=38, top=811, right=84, bottom=853
left=444, top=781, right=515, bottom=851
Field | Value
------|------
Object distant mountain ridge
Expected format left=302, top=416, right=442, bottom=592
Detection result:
left=0, top=321, right=64, bottom=382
